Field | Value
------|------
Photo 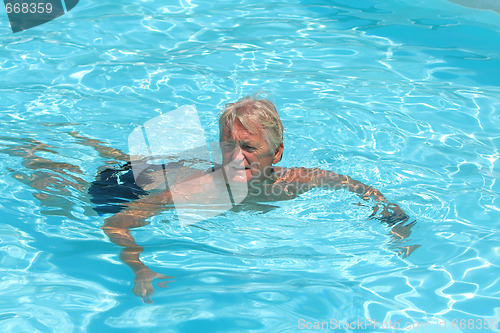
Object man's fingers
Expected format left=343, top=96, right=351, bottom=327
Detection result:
left=141, top=295, right=153, bottom=304
left=155, top=274, right=174, bottom=288
left=156, top=281, right=171, bottom=288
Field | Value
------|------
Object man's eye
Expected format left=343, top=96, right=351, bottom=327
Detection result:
left=243, top=145, right=256, bottom=151
left=222, top=142, right=235, bottom=150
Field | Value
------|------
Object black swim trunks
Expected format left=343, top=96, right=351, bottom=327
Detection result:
left=89, top=159, right=212, bottom=215
left=88, top=162, right=150, bottom=215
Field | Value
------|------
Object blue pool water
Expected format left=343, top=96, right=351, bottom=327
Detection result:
left=1, top=0, right=499, bottom=332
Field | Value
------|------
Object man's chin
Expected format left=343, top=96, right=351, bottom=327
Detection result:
left=224, top=168, right=251, bottom=184
left=227, top=173, right=250, bottom=184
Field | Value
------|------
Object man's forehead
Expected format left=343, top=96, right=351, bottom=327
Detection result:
left=222, top=129, right=257, bottom=142
left=222, top=122, right=262, bottom=140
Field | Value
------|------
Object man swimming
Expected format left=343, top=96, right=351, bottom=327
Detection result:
left=94, top=96, right=415, bottom=302
left=2, top=95, right=416, bottom=303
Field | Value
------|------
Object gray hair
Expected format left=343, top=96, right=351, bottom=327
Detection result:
left=218, top=96, right=284, bottom=153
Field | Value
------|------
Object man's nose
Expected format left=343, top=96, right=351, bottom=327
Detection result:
left=230, top=145, right=244, bottom=162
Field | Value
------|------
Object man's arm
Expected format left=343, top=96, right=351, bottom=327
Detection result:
left=291, top=168, right=387, bottom=201
left=101, top=190, right=173, bottom=243
left=291, top=168, right=418, bottom=257
left=101, top=190, right=174, bottom=303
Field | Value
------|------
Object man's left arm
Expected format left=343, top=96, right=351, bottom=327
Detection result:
left=297, top=168, right=418, bottom=256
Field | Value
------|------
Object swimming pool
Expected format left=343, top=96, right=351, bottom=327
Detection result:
left=0, top=0, right=499, bottom=331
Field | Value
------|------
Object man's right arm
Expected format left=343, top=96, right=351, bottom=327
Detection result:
left=101, top=189, right=174, bottom=303
left=101, top=190, right=173, bottom=243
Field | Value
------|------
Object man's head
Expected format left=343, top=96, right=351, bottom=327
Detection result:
left=219, top=96, right=284, bottom=183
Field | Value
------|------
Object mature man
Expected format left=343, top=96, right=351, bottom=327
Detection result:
left=95, top=96, right=413, bottom=303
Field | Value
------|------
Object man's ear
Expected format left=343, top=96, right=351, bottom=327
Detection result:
left=272, top=142, right=284, bottom=164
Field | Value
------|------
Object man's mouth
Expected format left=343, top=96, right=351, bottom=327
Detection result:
left=231, top=165, right=249, bottom=170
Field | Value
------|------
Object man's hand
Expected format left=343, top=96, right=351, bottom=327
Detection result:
left=370, top=202, right=409, bottom=226
left=370, top=202, right=420, bottom=257
left=133, top=268, right=174, bottom=304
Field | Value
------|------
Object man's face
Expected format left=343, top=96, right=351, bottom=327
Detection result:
left=221, top=120, right=283, bottom=183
